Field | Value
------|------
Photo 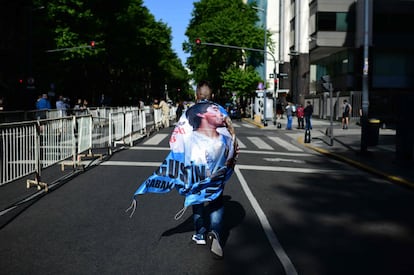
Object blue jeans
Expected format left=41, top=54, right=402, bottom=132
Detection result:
left=305, top=116, right=312, bottom=130
left=192, top=194, right=224, bottom=238
left=286, top=115, right=293, bottom=129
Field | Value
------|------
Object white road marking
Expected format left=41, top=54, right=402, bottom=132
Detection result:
left=247, top=137, right=273, bottom=150
left=143, top=133, right=168, bottom=145
left=241, top=150, right=311, bottom=157
left=268, top=136, right=303, bottom=152
left=241, top=123, right=255, bottom=128
left=101, top=161, right=160, bottom=167
left=237, top=164, right=345, bottom=174
left=130, top=146, right=170, bottom=151
left=235, top=167, right=298, bottom=275
left=263, top=158, right=305, bottom=163
left=236, top=138, right=247, bottom=149
left=100, top=156, right=344, bottom=275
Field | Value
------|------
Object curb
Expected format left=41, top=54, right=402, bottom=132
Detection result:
left=297, top=136, right=414, bottom=189
left=241, top=118, right=265, bottom=128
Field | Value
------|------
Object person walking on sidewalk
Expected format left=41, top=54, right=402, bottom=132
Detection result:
left=342, top=99, right=352, bottom=129
left=304, top=101, right=313, bottom=130
left=285, top=102, right=293, bottom=130
left=296, top=104, right=304, bottom=129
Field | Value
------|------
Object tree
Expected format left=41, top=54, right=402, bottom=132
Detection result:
left=9, top=0, right=191, bottom=107
left=222, top=65, right=262, bottom=99
left=184, top=0, right=265, bottom=103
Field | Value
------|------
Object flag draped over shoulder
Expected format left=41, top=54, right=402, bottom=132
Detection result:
left=128, top=101, right=237, bottom=217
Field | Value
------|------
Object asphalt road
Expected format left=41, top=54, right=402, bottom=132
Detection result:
left=1, top=121, right=414, bottom=275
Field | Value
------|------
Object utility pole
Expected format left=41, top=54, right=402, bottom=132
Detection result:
left=360, top=0, right=370, bottom=153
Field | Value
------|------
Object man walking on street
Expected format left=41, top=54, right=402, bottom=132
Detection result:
left=129, top=81, right=238, bottom=260
left=304, top=101, right=313, bottom=130
left=182, top=81, right=237, bottom=259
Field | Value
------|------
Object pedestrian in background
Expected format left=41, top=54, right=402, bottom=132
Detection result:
left=152, top=99, right=159, bottom=109
left=285, top=102, right=293, bottom=130
left=36, top=94, right=51, bottom=119
left=342, top=99, right=352, bottom=129
left=73, top=98, right=83, bottom=116
left=82, top=99, right=89, bottom=110
left=138, top=98, right=145, bottom=109
left=175, top=100, right=184, bottom=122
left=158, top=98, right=170, bottom=127
left=56, top=95, right=69, bottom=115
left=304, top=101, right=313, bottom=130
left=296, top=104, right=304, bottom=129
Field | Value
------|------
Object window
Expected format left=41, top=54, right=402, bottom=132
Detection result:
left=317, top=12, right=354, bottom=32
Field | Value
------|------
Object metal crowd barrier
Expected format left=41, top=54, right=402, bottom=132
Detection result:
left=0, top=105, right=168, bottom=190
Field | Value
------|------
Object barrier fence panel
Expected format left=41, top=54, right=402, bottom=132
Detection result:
left=169, top=106, right=177, bottom=122
left=91, top=116, right=109, bottom=149
left=153, top=108, right=163, bottom=130
left=77, top=116, right=93, bottom=155
left=132, top=109, right=145, bottom=135
left=39, top=117, right=76, bottom=168
left=0, top=105, right=157, bottom=187
left=0, top=122, right=37, bottom=185
left=141, top=109, right=147, bottom=136
left=124, top=111, right=133, bottom=146
left=108, top=112, right=125, bottom=151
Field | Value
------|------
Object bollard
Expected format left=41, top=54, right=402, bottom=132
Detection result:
left=304, top=129, right=311, bottom=143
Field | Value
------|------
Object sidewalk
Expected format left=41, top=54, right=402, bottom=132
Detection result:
left=243, top=117, right=414, bottom=189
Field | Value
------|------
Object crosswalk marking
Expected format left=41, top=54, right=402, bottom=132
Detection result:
left=240, top=123, right=254, bottom=128
left=137, top=126, right=308, bottom=153
left=268, top=136, right=303, bottom=152
left=247, top=137, right=273, bottom=150
left=236, top=138, right=246, bottom=149
left=143, top=133, right=168, bottom=145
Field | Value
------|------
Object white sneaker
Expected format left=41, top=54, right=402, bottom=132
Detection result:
left=191, top=234, right=206, bottom=245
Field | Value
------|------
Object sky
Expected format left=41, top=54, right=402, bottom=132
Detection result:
left=143, top=0, right=196, bottom=66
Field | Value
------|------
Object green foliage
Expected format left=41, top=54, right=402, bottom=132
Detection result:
left=184, top=0, right=265, bottom=101
left=27, top=0, right=190, bottom=106
left=222, top=65, right=262, bottom=98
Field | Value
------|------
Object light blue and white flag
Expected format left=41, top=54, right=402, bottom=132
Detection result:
left=127, top=101, right=237, bottom=218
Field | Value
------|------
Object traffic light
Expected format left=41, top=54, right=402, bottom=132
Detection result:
left=90, top=40, right=95, bottom=48
left=320, top=75, right=332, bottom=92
left=195, top=38, right=202, bottom=45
